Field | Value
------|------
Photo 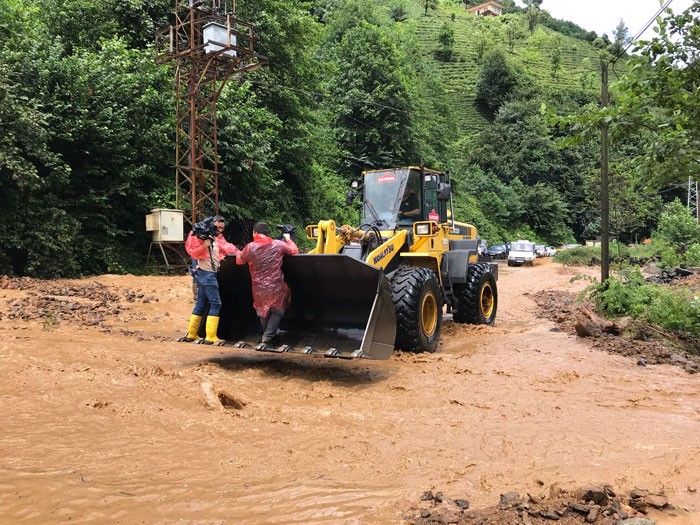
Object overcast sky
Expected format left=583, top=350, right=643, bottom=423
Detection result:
left=515, top=0, right=694, bottom=40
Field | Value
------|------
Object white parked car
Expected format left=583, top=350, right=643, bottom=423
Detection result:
left=544, top=246, right=556, bottom=257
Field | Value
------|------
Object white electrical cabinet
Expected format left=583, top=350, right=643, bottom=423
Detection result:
left=145, top=209, right=184, bottom=242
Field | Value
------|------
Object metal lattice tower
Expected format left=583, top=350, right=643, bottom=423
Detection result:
left=689, top=176, right=699, bottom=223
left=156, top=1, right=266, bottom=227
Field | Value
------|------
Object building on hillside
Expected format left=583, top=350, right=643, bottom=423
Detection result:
left=467, top=1, right=503, bottom=16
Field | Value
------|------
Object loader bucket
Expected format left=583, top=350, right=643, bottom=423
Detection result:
left=216, top=255, right=397, bottom=360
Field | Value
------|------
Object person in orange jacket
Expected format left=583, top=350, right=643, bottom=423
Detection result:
left=179, top=216, right=238, bottom=344
left=236, top=222, right=298, bottom=344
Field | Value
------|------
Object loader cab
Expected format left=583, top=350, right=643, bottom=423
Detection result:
left=362, top=167, right=448, bottom=229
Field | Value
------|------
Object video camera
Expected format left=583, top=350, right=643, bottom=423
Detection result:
left=276, top=223, right=297, bottom=241
left=192, top=217, right=218, bottom=240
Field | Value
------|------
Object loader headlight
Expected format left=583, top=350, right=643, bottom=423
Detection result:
left=415, top=224, right=431, bottom=236
left=306, top=225, right=319, bottom=239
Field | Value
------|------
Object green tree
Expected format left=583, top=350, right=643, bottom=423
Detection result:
left=423, top=0, right=438, bottom=16
left=437, top=21, right=455, bottom=61
left=610, top=18, right=631, bottom=57
left=475, top=49, right=520, bottom=119
left=578, top=163, right=663, bottom=244
left=523, top=182, right=574, bottom=244
left=324, top=21, right=415, bottom=174
left=35, top=0, right=171, bottom=52
left=505, top=18, right=525, bottom=54
left=388, top=0, right=408, bottom=22
left=238, top=0, right=329, bottom=227
left=612, top=3, right=700, bottom=187
left=525, top=5, right=541, bottom=34
left=0, top=0, right=174, bottom=276
left=655, top=199, right=700, bottom=247
left=550, top=34, right=562, bottom=78
left=39, top=40, right=173, bottom=273
left=0, top=61, right=77, bottom=276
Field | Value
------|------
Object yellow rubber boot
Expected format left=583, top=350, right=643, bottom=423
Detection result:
left=203, top=315, right=223, bottom=345
left=177, top=314, right=202, bottom=342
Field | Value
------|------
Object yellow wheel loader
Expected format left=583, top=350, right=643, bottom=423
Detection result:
left=214, top=167, right=498, bottom=359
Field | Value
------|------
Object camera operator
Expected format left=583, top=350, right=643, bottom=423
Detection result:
left=179, top=216, right=238, bottom=345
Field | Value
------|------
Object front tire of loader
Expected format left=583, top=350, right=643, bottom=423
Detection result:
left=453, top=263, right=497, bottom=325
left=390, top=267, right=442, bottom=353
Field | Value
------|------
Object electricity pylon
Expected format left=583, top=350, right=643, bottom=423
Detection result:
left=156, top=0, right=267, bottom=227
left=688, top=176, right=699, bottom=223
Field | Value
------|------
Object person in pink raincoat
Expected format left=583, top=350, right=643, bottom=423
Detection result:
left=179, top=216, right=238, bottom=345
left=236, top=221, right=299, bottom=344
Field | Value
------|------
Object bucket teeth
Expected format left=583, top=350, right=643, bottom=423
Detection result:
left=241, top=342, right=366, bottom=359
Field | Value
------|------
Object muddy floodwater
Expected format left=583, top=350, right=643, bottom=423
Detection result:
left=1, top=261, right=699, bottom=524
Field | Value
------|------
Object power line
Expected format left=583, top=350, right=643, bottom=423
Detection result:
left=615, top=0, right=674, bottom=62
left=610, top=0, right=674, bottom=81
left=628, top=0, right=673, bottom=49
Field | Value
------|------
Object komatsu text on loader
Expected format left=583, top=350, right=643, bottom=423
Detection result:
left=213, top=167, right=498, bottom=359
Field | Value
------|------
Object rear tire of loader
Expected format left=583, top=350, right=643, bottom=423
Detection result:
left=453, top=263, right=497, bottom=325
left=390, top=267, right=442, bottom=353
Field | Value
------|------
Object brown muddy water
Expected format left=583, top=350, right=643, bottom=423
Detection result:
left=1, top=262, right=698, bottom=524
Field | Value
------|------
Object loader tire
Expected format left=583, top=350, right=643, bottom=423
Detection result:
left=453, top=263, right=497, bottom=325
left=390, top=267, right=442, bottom=353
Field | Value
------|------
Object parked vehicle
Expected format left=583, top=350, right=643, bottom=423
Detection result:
left=535, top=244, right=546, bottom=257
left=488, top=244, right=507, bottom=259
left=544, top=246, right=556, bottom=257
left=507, top=240, right=536, bottom=266
left=559, top=243, right=582, bottom=251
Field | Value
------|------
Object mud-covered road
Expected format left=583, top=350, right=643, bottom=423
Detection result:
left=1, top=261, right=699, bottom=524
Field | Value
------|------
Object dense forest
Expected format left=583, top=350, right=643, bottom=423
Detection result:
left=1, top=0, right=699, bottom=277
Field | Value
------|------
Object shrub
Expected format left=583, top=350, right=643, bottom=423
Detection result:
left=656, top=243, right=683, bottom=269
left=655, top=199, right=700, bottom=247
left=646, top=291, right=700, bottom=334
left=589, top=269, right=657, bottom=317
left=554, top=246, right=598, bottom=266
left=587, top=269, right=700, bottom=335
left=685, top=244, right=700, bottom=267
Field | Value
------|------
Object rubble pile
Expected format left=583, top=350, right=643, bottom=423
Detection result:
left=408, top=484, right=674, bottom=525
left=645, top=268, right=694, bottom=284
left=0, top=277, right=164, bottom=340
left=534, top=290, right=700, bottom=374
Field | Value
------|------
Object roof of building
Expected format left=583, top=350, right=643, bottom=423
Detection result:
left=467, top=1, right=504, bottom=13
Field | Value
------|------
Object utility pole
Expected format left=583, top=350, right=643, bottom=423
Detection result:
left=600, top=58, right=610, bottom=282
left=688, top=176, right=699, bottom=223
left=156, top=0, right=267, bottom=227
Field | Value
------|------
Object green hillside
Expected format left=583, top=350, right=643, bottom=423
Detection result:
left=404, top=2, right=609, bottom=133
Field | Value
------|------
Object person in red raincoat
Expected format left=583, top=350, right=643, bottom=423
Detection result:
left=236, top=222, right=299, bottom=344
left=179, top=216, right=238, bottom=344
